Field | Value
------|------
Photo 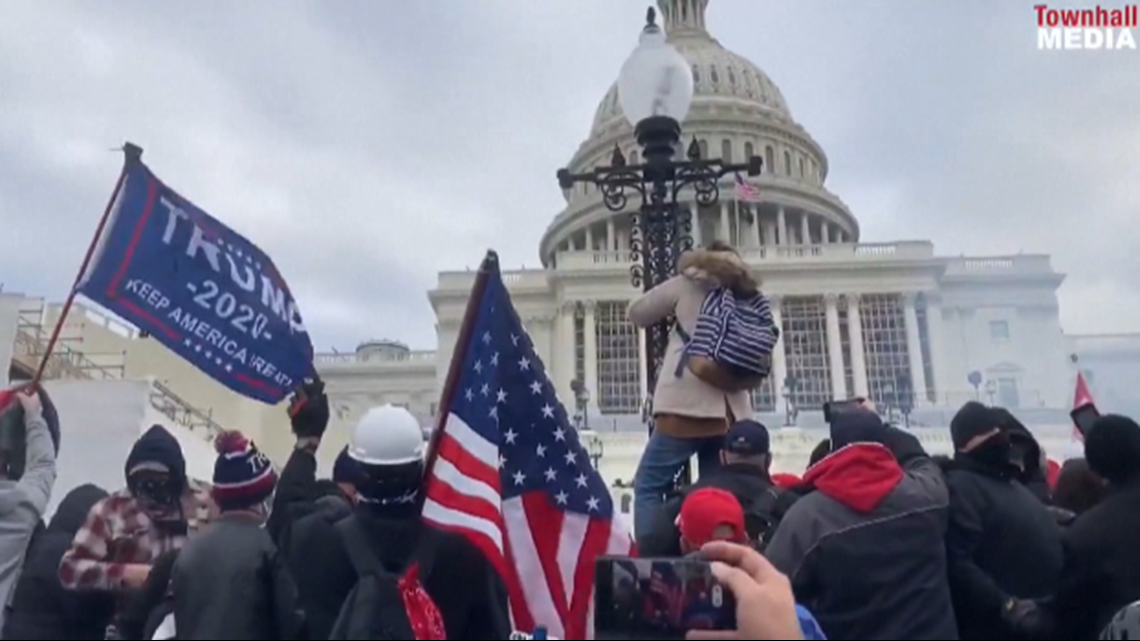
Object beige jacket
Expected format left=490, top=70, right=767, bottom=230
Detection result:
left=627, top=248, right=755, bottom=425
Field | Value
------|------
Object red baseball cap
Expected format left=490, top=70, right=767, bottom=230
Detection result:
left=677, top=487, right=745, bottom=546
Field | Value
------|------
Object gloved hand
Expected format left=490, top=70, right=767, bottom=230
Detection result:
left=288, top=377, right=329, bottom=439
left=878, top=425, right=927, bottom=466
left=1002, top=597, right=1050, bottom=636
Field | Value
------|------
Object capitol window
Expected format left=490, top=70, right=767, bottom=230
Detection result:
left=595, top=301, right=640, bottom=414
left=692, top=64, right=701, bottom=84
left=728, top=67, right=736, bottom=85
left=698, top=139, right=709, bottom=158
left=574, top=309, right=585, bottom=385
left=989, top=320, right=1010, bottom=342
left=710, top=66, right=720, bottom=84
left=859, top=294, right=914, bottom=408
left=781, top=296, right=833, bottom=409
left=744, top=142, right=754, bottom=159
left=721, top=139, right=732, bottom=163
left=765, top=146, right=775, bottom=173
left=783, top=150, right=793, bottom=176
left=798, top=157, right=805, bottom=177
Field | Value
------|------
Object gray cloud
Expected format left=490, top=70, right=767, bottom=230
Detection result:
left=1, top=0, right=1136, bottom=353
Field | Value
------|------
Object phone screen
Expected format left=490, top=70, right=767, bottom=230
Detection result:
left=823, top=398, right=864, bottom=424
left=1071, top=403, right=1100, bottom=437
left=594, top=556, right=735, bottom=640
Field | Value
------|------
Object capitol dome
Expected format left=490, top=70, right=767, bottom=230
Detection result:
left=540, top=0, right=858, bottom=266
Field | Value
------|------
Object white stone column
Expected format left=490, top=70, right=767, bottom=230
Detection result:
left=824, top=294, right=847, bottom=400
left=585, top=225, right=594, bottom=251
left=777, top=207, right=788, bottom=246
left=637, top=327, right=649, bottom=402
left=925, top=294, right=948, bottom=405
left=689, top=203, right=702, bottom=247
left=822, top=222, right=831, bottom=244
left=753, top=206, right=763, bottom=248
left=583, top=301, right=599, bottom=413
left=554, top=303, right=576, bottom=401
left=903, top=293, right=928, bottom=407
left=846, top=294, right=870, bottom=397
left=800, top=212, right=811, bottom=245
left=606, top=218, right=616, bottom=251
left=770, top=296, right=787, bottom=410
left=720, top=202, right=731, bottom=242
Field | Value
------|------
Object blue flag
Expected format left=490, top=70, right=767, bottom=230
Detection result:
left=76, top=156, right=316, bottom=404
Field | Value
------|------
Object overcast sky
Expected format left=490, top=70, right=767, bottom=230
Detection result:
left=1, top=0, right=1137, bottom=352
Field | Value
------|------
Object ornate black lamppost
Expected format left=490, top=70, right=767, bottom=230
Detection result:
left=556, top=7, right=762, bottom=427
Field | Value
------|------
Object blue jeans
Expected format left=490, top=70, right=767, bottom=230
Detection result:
left=632, top=431, right=724, bottom=543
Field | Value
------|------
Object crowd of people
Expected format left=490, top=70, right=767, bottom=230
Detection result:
left=0, top=377, right=1136, bottom=640
left=0, top=242, right=1134, bottom=640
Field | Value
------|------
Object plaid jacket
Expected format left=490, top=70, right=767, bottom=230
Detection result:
left=59, top=481, right=214, bottom=592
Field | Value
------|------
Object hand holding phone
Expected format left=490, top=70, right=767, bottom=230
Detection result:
left=1071, top=403, right=1100, bottom=437
left=823, top=397, right=871, bottom=424
left=594, top=556, right=735, bottom=640
left=686, top=542, right=805, bottom=641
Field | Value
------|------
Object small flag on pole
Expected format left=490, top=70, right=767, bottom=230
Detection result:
left=734, top=172, right=760, bottom=202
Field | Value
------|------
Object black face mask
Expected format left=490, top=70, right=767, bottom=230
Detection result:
left=967, top=433, right=1015, bottom=470
left=129, top=474, right=180, bottom=511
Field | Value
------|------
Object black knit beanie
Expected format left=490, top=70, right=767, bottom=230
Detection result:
left=950, top=401, right=998, bottom=451
left=1084, top=414, right=1140, bottom=485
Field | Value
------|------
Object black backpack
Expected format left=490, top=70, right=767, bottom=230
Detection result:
left=328, top=517, right=444, bottom=640
left=740, top=488, right=783, bottom=549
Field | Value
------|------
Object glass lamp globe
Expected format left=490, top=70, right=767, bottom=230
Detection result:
left=616, top=11, right=694, bottom=127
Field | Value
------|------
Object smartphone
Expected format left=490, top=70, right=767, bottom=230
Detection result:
left=594, top=556, right=735, bottom=640
left=1070, top=403, right=1100, bottom=438
left=823, top=397, right=866, bottom=424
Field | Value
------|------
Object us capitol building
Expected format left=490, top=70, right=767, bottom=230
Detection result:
left=318, top=0, right=1076, bottom=437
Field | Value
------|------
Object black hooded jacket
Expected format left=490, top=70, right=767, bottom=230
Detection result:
left=996, top=410, right=1052, bottom=503
left=288, top=500, right=510, bottom=640
left=942, top=454, right=1063, bottom=640
left=3, top=484, right=115, bottom=640
left=125, top=426, right=187, bottom=491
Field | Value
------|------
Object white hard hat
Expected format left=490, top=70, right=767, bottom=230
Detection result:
left=347, top=405, right=426, bottom=466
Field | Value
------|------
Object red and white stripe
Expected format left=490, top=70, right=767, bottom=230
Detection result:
left=422, top=413, right=633, bottom=640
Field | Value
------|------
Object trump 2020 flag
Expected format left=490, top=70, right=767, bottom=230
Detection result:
left=76, top=152, right=316, bottom=404
left=421, top=250, right=634, bottom=640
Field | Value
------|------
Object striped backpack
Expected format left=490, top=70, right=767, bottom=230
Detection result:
left=675, top=288, right=780, bottom=392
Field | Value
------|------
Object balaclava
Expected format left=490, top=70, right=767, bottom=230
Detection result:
left=125, top=425, right=187, bottom=514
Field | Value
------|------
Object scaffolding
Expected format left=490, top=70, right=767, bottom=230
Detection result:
left=11, top=300, right=224, bottom=438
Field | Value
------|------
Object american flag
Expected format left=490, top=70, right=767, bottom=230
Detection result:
left=649, top=566, right=685, bottom=626
left=421, top=251, right=634, bottom=640
left=734, top=172, right=759, bottom=202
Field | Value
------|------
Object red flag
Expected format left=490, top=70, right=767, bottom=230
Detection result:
left=1071, top=371, right=1096, bottom=443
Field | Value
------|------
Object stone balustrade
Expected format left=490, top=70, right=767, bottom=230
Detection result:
left=315, top=350, right=437, bottom=366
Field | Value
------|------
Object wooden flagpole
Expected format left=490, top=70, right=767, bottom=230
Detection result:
left=31, top=143, right=143, bottom=387
left=419, top=250, right=498, bottom=494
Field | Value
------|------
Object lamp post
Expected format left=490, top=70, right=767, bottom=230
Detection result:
left=556, top=7, right=762, bottom=434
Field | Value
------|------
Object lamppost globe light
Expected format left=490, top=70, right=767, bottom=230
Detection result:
left=617, top=9, right=694, bottom=128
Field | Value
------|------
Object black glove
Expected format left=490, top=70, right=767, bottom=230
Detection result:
left=288, top=378, right=329, bottom=439
left=878, top=425, right=926, bottom=466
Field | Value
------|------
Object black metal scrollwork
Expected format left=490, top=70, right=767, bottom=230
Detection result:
left=557, top=135, right=762, bottom=407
